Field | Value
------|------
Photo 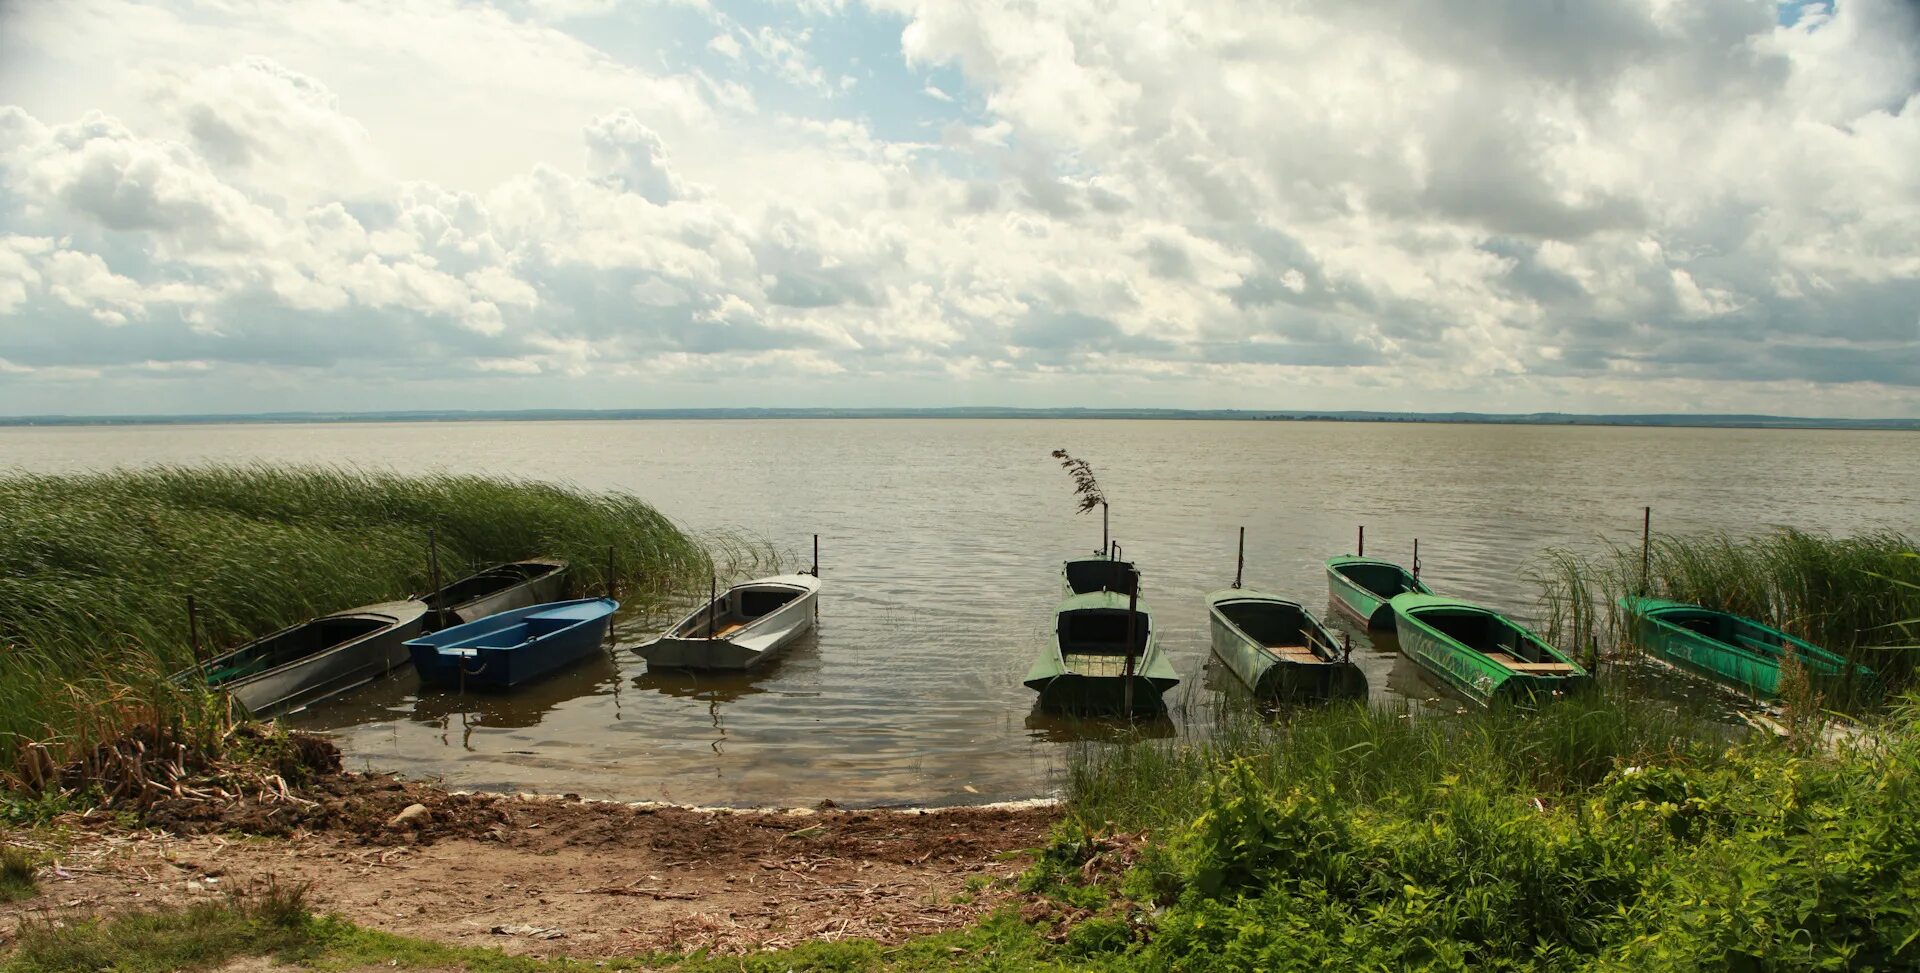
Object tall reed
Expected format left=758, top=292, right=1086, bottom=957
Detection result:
left=0, top=465, right=711, bottom=777
left=1534, top=528, right=1920, bottom=695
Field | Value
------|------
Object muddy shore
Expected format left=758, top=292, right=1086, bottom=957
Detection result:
left=0, top=771, right=1060, bottom=957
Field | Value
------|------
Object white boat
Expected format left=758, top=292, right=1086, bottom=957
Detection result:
left=633, top=573, right=820, bottom=670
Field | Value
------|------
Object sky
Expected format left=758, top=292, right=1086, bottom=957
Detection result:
left=0, top=0, right=1916, bottom=417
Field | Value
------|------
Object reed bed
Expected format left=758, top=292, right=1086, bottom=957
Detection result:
left=1534, top=527, right=1920, bottom=695
left=0, top=465, right=714, bottom=780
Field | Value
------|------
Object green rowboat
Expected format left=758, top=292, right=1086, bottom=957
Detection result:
left=1207, top=589, right=1361, bottom=701
left=1390, top=593, right=1590, bottom=707
left=1327, top=555, right=1431, bottom=629
left=1620, top=597, right=1878, bottom=703
left=1025, top=590, right=1177, bottom=714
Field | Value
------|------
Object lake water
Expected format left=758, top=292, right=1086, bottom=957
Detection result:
left=3, top=419, right=1914, bottom=805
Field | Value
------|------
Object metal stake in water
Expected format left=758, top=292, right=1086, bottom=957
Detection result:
left=1640, top=506, right=1652, bottom=595
left=1233, top=526, right=1245, bottom=589
left=707, top=574, right=718, bottom=639
left=1357, top=525, right=1365, bottom=557
left=605, top=545, right=617, bottom=647
left=427, top=528, right=443, bottom=628
left=1413, top=538, right=1421, bottom=580
left=1122, top=565, right=1140, bottom=718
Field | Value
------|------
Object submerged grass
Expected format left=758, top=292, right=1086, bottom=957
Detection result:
left=1535, top=527, right=1920, bottom=697
left=0, top=465, right=713, bottom=780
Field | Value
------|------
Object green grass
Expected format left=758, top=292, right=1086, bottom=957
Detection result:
left=1062, top=689, right=1724, bottom=837
left=0, top=465, right=719, bottom=782
left=1534, top=527, right=1920, bottom=698
left=1046, top=694, right=1920, bottom=971
left=0, top=845, right=36, bottom=903
left=0, top=899, right=1067, bottom=973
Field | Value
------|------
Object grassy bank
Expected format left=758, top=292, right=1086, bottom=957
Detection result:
left=1034, top=694, right=1920, bottom=970
left=0, top=465, right=713, bottom=784
left=1535, top=527, right=1920, bottom=695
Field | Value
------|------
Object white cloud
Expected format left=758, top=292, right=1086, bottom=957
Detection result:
left=0, top=0, right=1914, bottom=415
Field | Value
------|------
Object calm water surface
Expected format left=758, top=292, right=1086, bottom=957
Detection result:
left=4, top=419, right=1914, bottom=805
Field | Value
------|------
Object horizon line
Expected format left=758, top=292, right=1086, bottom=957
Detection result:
left=2, top=406, right=1917, bottom=431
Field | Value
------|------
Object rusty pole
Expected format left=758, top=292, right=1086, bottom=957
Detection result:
left=1233, top=527, right=1245, bottom=589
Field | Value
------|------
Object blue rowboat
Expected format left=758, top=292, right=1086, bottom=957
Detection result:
left=407, top=597, right=617, bottom=689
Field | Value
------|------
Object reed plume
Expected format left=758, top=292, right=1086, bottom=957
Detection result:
left=1050, top=449, right=1107, bottom=513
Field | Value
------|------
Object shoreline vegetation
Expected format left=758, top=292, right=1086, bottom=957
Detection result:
left=2, top=407, right=1918, bottom=431
left=2, top=468, right=1917, bottom=970
left=0, top=466, right=723, bottom=789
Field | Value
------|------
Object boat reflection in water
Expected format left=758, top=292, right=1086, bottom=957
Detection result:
left=1023, top=707, right=1175, bottom=743
left=294, top=645, right=627, bottom=749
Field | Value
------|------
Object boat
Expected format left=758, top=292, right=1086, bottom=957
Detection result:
left=420, top=558, right=569, bottom=630
left=1390, top=593, right=1589, bottom=707
left=407, top=597, right=618, bottom=689
left=1620, top=597, right=1878, bottom=703
left=1327, top=555, right=1431, bottom=629
left=632, top=574, right=820, bottom=670
left=1207, top=589, right=1361, bottom=701
left=187, top=600, right=428, bottom=716
left=1025, top=590, right=1178, bottom=714
left=1061, top=551, right=1139, bottom=597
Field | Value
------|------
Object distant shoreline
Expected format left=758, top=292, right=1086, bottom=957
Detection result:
left=0, top=407, right=1915, bottom=431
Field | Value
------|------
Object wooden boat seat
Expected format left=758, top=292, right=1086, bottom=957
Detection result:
left=713, top=622, right=747, bottom=639
left=1265, top=641, right=1329, bottom=665
left=1483, top=650, right=1576, bottom=673
left=1063, top=653, right=1143, bottom=677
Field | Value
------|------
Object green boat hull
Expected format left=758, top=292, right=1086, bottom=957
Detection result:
left=1207, top=589, right=1361, bottom=701
left=1391, top=594, right=1590, bottom=708
left=1326, top=556, right=1430, bottom=629
left=1621, top=597, right=1877, bottom=703
left=1026, top=590, right=1177, bottom=715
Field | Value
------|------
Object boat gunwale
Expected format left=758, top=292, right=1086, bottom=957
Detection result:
left=428, top=557, right=569, bottom=613
left=1206, top=589, right=1344, bottom=666
left=658, top=574, right=820, bottom=646
left=1390, top=593, right=1588, bottom=680
left=1620, top=596, right=1863, bottom=675
left=408, top=597, right=619, bottom=657
left=198, top=600, right=426, bottom=690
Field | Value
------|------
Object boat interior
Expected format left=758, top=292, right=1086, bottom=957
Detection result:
left=1336, top=561, right=1423, bottom=599
left=1415, top=608, right=1574, bottom=673
left=674, top=585, right=804, bottom=639
left=1058, top=608, right=1152, bottom=677
left=1065, top=558, right=1140, bottom=596
left=203, top=616, right=389, bottom=686
left=1661, top=610, right=1799, bottom=661
left=1219, top=601, right=1336, bottom=664
left=428, top=562, right=558, bottom=608
left=449, top=602, right=605, bottom=650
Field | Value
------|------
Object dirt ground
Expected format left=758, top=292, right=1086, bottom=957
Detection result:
left=0, top=774, right=1059, bottom=957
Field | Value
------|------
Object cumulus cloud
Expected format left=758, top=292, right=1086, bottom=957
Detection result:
left=0, top=0, right=1915, bottom=414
